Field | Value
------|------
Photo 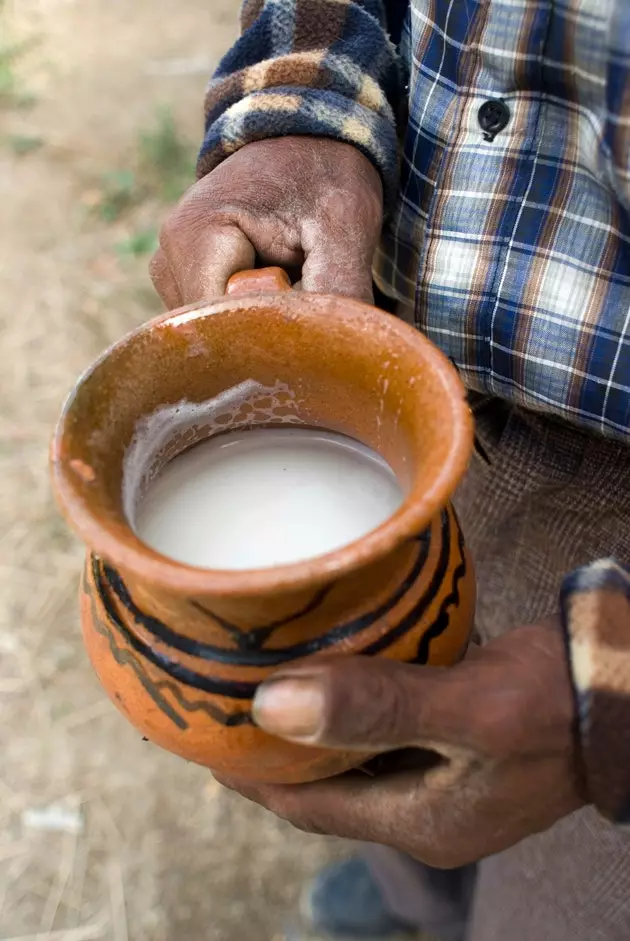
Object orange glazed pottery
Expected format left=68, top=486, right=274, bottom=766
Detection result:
left=51, top=269, right=476, bottom=784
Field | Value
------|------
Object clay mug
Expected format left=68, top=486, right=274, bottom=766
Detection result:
left=51, top=268, right=476, bottom=784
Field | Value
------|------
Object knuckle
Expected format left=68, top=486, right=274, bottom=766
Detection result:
left=356, top=686, right=405, bottom=746
left=159, top=190, right=223, bottom=252
left=148, top=251, right=163, bottom=284
left=205, top=155, right=291, bottom=214
left=317, top=194, right=370, bottom=238
left=323, top=665, right=412, bottom=748
left=378, top=680, right=413, bottom=742
left=158, top=205, right=184, bottom=251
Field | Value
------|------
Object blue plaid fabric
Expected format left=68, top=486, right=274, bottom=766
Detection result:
left=199, top=2, right=630, bottom=823
left=200, top=0, right=630, bottom=443
left=375, top=0, right=630, bottom=442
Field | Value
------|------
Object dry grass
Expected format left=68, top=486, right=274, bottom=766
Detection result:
left=0, top=2, right=339, bottom=939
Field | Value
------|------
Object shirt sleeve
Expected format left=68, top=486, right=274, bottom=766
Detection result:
left=561, top=560, right=630, bottom=826
left=197, top=0, right=404, bottom=206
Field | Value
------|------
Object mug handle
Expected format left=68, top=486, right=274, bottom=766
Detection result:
left=226, top=267, right=292, bottom=297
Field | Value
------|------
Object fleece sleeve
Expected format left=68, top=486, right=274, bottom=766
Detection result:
left=197, top=0, right=405, bottom=206
left=561, top=559, right=630, bottom=825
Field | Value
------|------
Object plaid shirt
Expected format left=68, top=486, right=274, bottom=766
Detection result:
left=199, top=1, right=630, bottom=825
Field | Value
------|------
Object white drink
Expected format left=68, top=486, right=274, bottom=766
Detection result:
left=133, top=428, right=402, bottom=570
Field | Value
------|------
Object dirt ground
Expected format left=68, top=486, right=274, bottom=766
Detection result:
left=0, top=2, right=341, bottom=938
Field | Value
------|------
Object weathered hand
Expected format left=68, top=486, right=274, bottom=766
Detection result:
left=216, top=620, right=586, bottom=868
left=150, top=137, right=383, bottom=307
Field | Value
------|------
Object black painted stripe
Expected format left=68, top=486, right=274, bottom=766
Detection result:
left=190, top=584, right=333, bottom=652
left=361, top=508, right=451, bottom=655
left=91, top=511, right=449, bottom=700
left=100, top=523, right=435, bottom=668
left=414, top=514, right=467, bottom=665
left=93, top=556, right=260, bottom=700
left=89, top=583, right=189, bottom=730
left=88, top=573, right=253, bottom=726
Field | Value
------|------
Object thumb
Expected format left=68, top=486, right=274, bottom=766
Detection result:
left=252, top=656, right=477, bottom=752
left=300, top=221, right=378, bottom=304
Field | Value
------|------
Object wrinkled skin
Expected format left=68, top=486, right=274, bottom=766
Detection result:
left=216, top=620, right=586, bottom=868
left=150, top=137, right=383, bottom=307
left=152, top=140, right=584, bottom=869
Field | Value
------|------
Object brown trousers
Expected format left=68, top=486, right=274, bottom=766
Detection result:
left=363, top=398, right=630, bottom=941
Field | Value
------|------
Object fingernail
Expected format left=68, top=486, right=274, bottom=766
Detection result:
left=253, top=677, right=325, bottom=742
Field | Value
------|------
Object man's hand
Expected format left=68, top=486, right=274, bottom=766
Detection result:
left=216, top=620, right=586, bottom=868
left=150, top=137, right=383, bottom=308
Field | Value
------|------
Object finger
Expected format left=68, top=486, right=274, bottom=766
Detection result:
left=299, top=166, right=382, bottom=302
left=300, top=224, right=376, bottom=302
left=149, top=247, right=182, bottom=310
left=216, top=770, right=462, bottom=861
left=252, top=656, right=483, bottom=753
left=160, top=219, right=256, bottom=304
left=215, top=772, right=405, bottom=842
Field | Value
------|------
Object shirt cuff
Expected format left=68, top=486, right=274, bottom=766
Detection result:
left=561, top=559, right=630, bottom=825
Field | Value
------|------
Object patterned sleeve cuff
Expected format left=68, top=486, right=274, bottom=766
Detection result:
left=198, top=86, right=400, bottom=207
left=197, top=0, right=404, bottom=207
left=560, top=560, right=630, bottom=825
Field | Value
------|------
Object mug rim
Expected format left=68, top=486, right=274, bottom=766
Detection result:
left=51, top=292, right=474, bottom=597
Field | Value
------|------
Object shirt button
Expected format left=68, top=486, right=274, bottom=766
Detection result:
left=478, top=99, right=510, bottom=141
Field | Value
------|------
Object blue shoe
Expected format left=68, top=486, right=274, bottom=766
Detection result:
left=294, top=858, right=418, bottom=939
